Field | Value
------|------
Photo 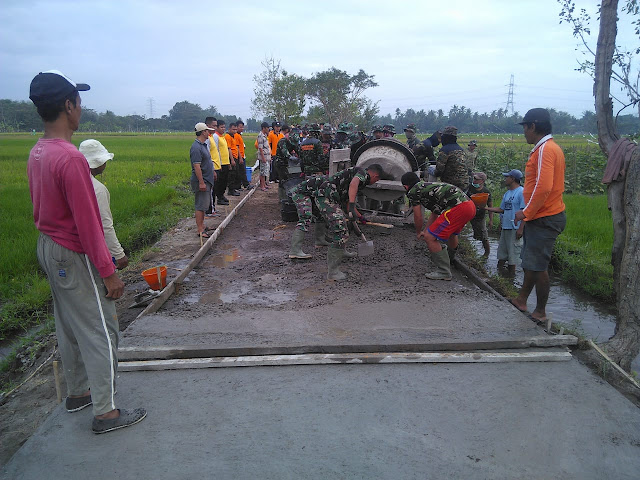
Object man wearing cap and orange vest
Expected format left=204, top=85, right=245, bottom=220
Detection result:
left=510, top=108, right=566, bottom=323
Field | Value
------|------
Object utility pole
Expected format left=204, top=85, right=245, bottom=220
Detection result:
left=505, top=75, right=515, bottom=115
left=147, top=97, right=155, bottom=118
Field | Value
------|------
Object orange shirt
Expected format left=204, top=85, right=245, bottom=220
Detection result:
left=234, top=132, right=245, bottom=158
left=522, top=135, right=565, bottom=221
left=225, top=133, right=238, bottom=158
left=268, top=131, right=284, bottom=157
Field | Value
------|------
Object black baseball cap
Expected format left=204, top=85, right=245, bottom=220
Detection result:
left=518, top=108, right=550, bottom=125
left=29, top=70, right=90, bottom=105
left=261, top=122, right=270, bottom=128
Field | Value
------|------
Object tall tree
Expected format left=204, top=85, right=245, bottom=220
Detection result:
left=306, top=67, right=378, bottom=127
left=251, top=57, right=306, bottom=124
left=589, top=0, right=640, bottom=370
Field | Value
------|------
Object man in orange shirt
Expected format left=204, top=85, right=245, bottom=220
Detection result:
left=234, top=120, right=252, bottom=189
left=268, top=121, right=284, bottom=183
left=225, top=122, right=240, bottom=196
left=510, top=108, right=566, bottom=323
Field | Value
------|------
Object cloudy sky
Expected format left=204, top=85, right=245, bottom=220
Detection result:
left=1, top=0, right=636, bottom=120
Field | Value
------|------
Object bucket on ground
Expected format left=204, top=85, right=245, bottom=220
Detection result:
left=470, top=193, right=489, bottom=208
left=246, top=166, right=252, bottom=183
left=142, top=265, right=167, bottom=291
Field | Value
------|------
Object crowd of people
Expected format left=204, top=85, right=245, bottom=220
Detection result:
left=24, top=68, right=565, bottom=438
left=275, top=109, right=565, bottom=328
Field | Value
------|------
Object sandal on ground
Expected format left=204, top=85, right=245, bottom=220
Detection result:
left=509, top=298, right=528, bottom=313
left=66, top=394, right=92, bottom=412
left=198, top=231, right=211, bottom=238
left=260, top=187, right=268, bottom=192
left=92, top=408, right=147, bottom=434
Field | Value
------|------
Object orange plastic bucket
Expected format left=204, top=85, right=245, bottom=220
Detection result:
left=470, top=193, right=489, bottom=207
left=141, top=266, right=167, bottom=291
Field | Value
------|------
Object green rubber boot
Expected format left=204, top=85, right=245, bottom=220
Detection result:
left=289, top=230, right=312, bottom=259
left=426, top=248, right=452, bottom=281
left=327, top=246, right=347, bottom=281
left=314, top=222, right=331, bottom=247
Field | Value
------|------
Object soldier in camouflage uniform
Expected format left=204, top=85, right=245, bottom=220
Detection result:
left=299, top=124, right=327, bottom=176
left=413, top=130, right=441, bottom=177
left=401, top=172, right=476, bottom=280
left=289, top=164, right=385, bottom=280
left=404, top=124, right=419, bottom=150
left=274, top=131, right=301, bottom=182
left=368, top=125, right=384, bottom=142
left=333, top=123, right=351, bottom=149
left=320, top=124, right=333, bottom=167
left=464, top=139, right=478, bottom=184
left=434, top=125, right=469, bottom=190
left=289, top=174, right=329, bottom=260
left=382, top=124, right=396, bottom=138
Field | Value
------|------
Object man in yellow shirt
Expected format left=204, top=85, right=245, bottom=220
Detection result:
left=212, top=119, right=234, bottom=205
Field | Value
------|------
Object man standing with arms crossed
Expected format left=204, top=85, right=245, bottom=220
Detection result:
left=191, top=122, right=217, bottom=237
left=510, top=108, right=566, bottom=323
left=234, top=120, right=252, bottom=189
left=27, top=70, right=146, bottom=433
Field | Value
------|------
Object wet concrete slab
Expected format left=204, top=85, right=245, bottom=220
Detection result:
left=4, top=360, right=640, bottom=480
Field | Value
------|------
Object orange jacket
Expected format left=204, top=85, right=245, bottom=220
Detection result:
left=268, top=131, right=284, bottom=157
left=225, top=133, right=238, bottom=158
left=522, top=136, right=565, bottom=221
left=234, top=133, right=245, bottom=158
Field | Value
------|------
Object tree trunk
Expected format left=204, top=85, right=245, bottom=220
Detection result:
left=595, top=0, right=640, bottom=371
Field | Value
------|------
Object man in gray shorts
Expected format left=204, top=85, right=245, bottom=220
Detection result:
left=511, top=108, right=566, bottom=323
left=191, top=122, right=217, bottom=238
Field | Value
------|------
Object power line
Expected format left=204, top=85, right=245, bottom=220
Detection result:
left=147, top=97, right=155, bottom=118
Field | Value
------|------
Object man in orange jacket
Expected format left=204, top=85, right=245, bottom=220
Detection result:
left=510, top=108, right=566, bottom=323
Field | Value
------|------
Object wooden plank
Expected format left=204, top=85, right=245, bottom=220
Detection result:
left=118, top=350, right=572, bottom=371
left=136, top=185, right=258, bottom=319
left=118, top=336, right=578, bottom=361
left=588, top=340, right=640, bottom=390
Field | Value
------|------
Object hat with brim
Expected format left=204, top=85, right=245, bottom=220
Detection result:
left=79, top=139, right=114, bottom=169
left=29, top=70, right=90, bottom=105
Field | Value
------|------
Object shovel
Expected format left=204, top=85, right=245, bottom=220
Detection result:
left=351, top=220, right=374, bottom=256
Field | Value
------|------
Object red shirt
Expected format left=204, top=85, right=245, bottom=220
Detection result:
left=28, top=138, right=115, bottom=278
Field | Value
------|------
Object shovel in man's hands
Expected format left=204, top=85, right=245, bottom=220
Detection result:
left=351, top=219, right=374, bottom=256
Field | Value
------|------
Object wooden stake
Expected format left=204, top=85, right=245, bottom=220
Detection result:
left=52, top=360, right=62, bottom=404
left=588, top=340, right=640, bottom=390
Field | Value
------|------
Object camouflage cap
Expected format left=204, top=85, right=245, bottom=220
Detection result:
left=348, top=132, right=362, bottom=144
left=337, top=122, right=348, bottom=134
left=468, top=140, right=477, bottom=146
left=346, top=122, right=355, bottom=132
left=382, top=124, right=396, bottom=134
left=442, top=125, right=458, bottom=136
left=309, top=123, right=321, bottom=132
left=289, top=132, right=300, bottom=145
left=372, top=125, right=383, bottom=133
left=404, top=124, right=417, bottom=133
left=322, top=124, right=333, bottom=135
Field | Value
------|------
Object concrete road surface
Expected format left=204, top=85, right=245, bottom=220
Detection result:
left=3, top=359, right=640, bottom=480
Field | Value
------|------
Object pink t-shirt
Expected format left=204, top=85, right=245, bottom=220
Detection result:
left=28, top=138, right=115, bottom=278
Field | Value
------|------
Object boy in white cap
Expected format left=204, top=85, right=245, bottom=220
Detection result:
left=79, top=139, right=128, bottom=270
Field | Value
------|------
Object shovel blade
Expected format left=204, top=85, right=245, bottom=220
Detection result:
left=358, top=240, right=374, bottom=256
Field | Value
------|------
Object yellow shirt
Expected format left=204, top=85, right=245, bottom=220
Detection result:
left=214, top=133, right=231, bottom=166
left=208, top=134, right=221, bottom=170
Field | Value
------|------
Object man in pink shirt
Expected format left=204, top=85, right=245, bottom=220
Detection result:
left=27, top=70, right=146, bottom=434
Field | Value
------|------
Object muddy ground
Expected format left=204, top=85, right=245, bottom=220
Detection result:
left=2, top=181, right=639, bottom=467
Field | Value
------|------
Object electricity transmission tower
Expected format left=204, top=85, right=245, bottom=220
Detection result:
left=147, top=98, right=155, bottom=118
left=505, top=75, right=515, bottom=114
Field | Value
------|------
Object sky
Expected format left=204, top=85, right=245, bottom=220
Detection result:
left=1, top=0, right=637, bottom=121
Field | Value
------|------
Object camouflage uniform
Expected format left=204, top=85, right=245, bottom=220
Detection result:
left=406, top=181, right=470, bottom=214
left=435, top=148, right=469, bottom=190
left=320, top=125, right=333, bottom=167
left=299, top=125, right=327, bottom=175
left=309, top=167, right=370, bottom=246
left=291, top=175, right=328, bottom=232
left=404, top=124, right=419, bottom=150
left=274, top=133, right=300, bottom=182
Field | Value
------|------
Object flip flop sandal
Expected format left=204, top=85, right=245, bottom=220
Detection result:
left=197, top=231, right=211, bottom=238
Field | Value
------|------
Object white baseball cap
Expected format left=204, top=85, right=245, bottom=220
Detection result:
left=195, top=122, right=215, bottom=134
